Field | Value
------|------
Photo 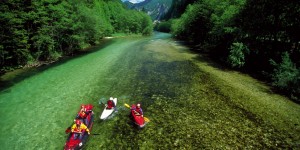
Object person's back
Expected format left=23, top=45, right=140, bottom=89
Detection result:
left=71, top=120, right=90, bottom=140
left=106, top=97, right=115, bottom=109
left=133, top=103, right=143, bottom=117
left=76, top=105, right=88, bottom=125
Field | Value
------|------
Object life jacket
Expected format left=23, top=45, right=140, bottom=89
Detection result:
left=135, top=107, right=143, bottom=115
left=72, top=123, right=89, bottom=133
left=107, top=100, right=115, bottom=109
left=131, top=104, right=143, bottom=116
left=78, top=109, right=87, bottom=118
left=85, top=104, right=93, bottom=112
left=73, top=126, right=82, bottom=132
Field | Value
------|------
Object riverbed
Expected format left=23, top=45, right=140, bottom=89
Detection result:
left=0, top=32, right=299, bottom=149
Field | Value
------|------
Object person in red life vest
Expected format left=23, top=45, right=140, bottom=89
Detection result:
left=71, top=120, right=90, bottom=140
left=132, top=103, right=143, bottom=117
left=76, top=104, right=88, bottom=125
left=106, top=97, right=115, bottom=109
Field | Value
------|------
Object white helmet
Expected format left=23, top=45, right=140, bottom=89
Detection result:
left=109, top=97, right=113, bottom=100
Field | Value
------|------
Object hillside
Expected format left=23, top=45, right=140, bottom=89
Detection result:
left=123, top=0, right=173, bottom=20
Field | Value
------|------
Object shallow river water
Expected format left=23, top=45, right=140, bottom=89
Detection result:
left=1, top=32, right=300, bottom=149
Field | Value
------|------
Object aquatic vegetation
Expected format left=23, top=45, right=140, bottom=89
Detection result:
left=1, top=33, right=299, bottom=149
left=87, top=36, right=300, bottom=149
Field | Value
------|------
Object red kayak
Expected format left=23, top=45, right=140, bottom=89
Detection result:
left=64, top=104, right=94, bottom=150
left=130, top=104, right=145, bottom=128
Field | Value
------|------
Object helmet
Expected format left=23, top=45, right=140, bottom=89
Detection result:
left=137, top=103, right=141, bottom=107
left=76, top=120, right=81, bottom=125
left=109, top=97, right=113, bottom=100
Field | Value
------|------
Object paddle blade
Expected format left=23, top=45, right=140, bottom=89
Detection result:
left=124, top=103, right=130, bottom=108
left=65, top=127, right=71, bottom=134
left=144, top=117, right=150, bottom=122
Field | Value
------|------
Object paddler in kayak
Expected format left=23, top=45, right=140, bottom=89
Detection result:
left=71, top=120, right=90, bottom=140
left=76, top=104, right=89, bottom=125
left=132, top=103, right=143, bottom=117
left=105, top=97, right=116, bottom=109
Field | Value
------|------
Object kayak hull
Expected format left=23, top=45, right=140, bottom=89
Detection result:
left=100, top=98, right=117, bottom=119
left=130, top=104, right=145, bottom=128
left=64, top=104, right=94, bottom=150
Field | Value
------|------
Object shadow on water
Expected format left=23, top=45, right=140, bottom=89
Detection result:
left=0, top=39, right=115, bottom=92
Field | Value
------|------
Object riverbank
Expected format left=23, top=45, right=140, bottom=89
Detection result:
left=0, top=33, right=146, bottom=91
left=193, top=54, right=300, bottom=147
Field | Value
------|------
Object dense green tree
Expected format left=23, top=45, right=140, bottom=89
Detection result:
left=171, top=2, right=212, bottom=44
left=0, top=0, right=153, bottom=74
left=162, top=0, right=198, bottom=20
left=154, top=20, right=173, bottom=33
left=227, top=42, right=249, bottom=68
left=169, top=0, right=300, bottom=101
left=236, top=0, right=300, bottom=100
left=140, top=12, right=153, bottom=35
left=270, top=52, right=300, bottom=100
left=0, top=1, right=31, bottom=69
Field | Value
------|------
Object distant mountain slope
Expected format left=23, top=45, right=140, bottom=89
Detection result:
left=161, top=0, right=198, bottom=20
left=123, top=0, right=173, bottom=21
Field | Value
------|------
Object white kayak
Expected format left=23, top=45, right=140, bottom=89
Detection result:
left=100, top=98, right=117, bottom=120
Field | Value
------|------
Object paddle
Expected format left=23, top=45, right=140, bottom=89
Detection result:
left=99, top=100, right=105, bottom=106
left=124, top=103, right=150, bottom=122
left=65, top=126, right=71, bottom=134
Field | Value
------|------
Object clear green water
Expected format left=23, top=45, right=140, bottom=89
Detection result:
left=1, top=32, right=300, bottom=149
left=0, top=34, right=157, bottom=149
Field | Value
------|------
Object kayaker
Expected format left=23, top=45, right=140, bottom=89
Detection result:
left=132, top=103, right=143, bottom=117
left=71, top=120, right=90, bottom=140
left=76, top=104, right=88, bottom=125
left=106, top=97, right=115, bottom=109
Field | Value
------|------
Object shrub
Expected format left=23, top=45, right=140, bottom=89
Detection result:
left=227, top=42, right=249, bottom=68
left=270, top=52, right=300, bottom=101
left=155, top=20, right=172, bottom=33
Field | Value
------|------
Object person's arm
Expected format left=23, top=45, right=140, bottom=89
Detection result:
left=82, top=124, right=90, bottom=134
left=140, top=109, right=144, bottom=117
left=71, top=124, right=75, bottom=132
left=132, top=108, right=140, bottom=115
left=86, top=128, right=90, bottom=135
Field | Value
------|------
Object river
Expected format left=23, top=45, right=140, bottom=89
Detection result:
left=1, top=32, right=299, bottom=149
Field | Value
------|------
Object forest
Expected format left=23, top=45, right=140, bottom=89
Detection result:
left=156, top=0, right=300, bottom=102
left=1, top=0, right=299, bottom=102
left=0, top=0, right=152, bottom=74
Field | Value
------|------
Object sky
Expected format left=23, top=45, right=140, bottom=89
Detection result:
left=121, top=0, right=146, bottom=3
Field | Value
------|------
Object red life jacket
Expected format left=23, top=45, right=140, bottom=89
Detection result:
left=135, top=108, right=143, bottom=115
left=85, top=104, right=93, bottom=112
left=131, top=104, right=143, bottom=115
left=107, top=100, right=114, bottom=109
left=79, top=110, right=86, bottom=118
left=78, top=106, right=87, bottom=118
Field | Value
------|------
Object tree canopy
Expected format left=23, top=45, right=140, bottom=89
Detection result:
left=167, top=0, right=300, bottom=101
left=0, top=0, right=153, bottom=74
